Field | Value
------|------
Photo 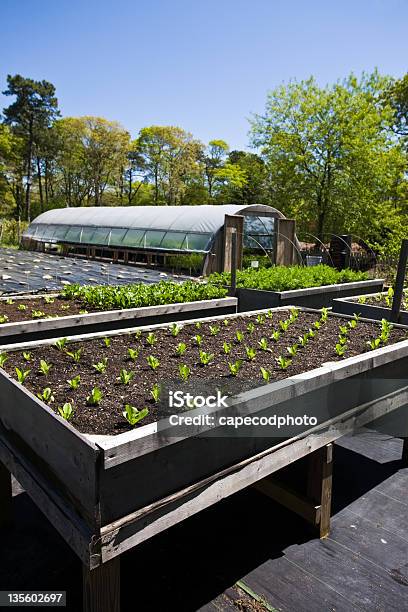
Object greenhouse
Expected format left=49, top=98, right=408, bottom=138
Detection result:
left=22, top=204, right=297, bottom=273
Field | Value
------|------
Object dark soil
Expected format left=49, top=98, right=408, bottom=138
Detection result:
left=1, top=310, right=407, bottom=436
left=0, top=295, right=90, bottom=323
left=362, top=293, right=408, bottom=311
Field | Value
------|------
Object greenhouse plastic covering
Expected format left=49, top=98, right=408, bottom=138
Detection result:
left=23, top=205, right=282, bottom=253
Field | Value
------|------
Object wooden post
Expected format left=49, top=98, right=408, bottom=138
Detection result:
left=307, top=443, right=333, bottom=538
left=391, top=239, right=408, bottom=323
left=0, top=460, right=12, bottom=529
left=231, top=230, right=237, bottom=297
left=83, top=558, right=120, bottom=612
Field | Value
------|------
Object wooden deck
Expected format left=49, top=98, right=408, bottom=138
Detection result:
left=1, top=428, right=407, bottom=611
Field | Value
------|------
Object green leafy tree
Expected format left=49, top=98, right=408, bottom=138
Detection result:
left=2, top=74, right=59, bottom=220
left=250, top=72, right=407, bottom=241
left=137, top=126, right=203, bottom=205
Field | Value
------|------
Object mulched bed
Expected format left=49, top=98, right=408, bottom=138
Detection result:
left=362, top=293, right=408, bottom=311
left=0, top=295, right=87, bottom=323
left=1, top=309, right=407, bottom=436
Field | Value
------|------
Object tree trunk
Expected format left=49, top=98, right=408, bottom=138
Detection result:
left=25, top=117, right=34, bottom=222
left=37, top=157, right=44, bottom=212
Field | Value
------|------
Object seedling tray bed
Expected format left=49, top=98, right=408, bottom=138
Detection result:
left=0, top=287, right=237, bottom=344
left=1, top=306, right=408, bottom=611
left=333, top=290, right=408, bottom=325
left=1, top=308, right=406, bottom=435
left=236, top=279, right=384, bottom=311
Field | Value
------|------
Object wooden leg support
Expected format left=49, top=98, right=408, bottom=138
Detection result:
left=402, top=438, right=408, bottom=466
left=254, top=443, right=333, bottom=539
left=0, top=460, right=12, bottom=529
left=307, top=443, right=333, bottom=538
left=83, top=557, right=120, bottom=612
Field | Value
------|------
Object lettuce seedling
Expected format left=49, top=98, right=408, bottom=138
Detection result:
left=279, top=319, right=290, bottom=332
left=256, top=314, right=266, bottom=325
left=199, top=350, right=214, bottom=365
left=0, top=314, right=9, bottom=323
left=15, top=367, right=30, bottom=383
left=223, top=341, right=232, bottom=355
left=58, top=403, right=74, bottom=421
left=151, top=383, right=161, bottom=403
left=44, top=296, right=55, bottom=304
left=123, top=405, right=149, bottom=426
left=289, top=308, right=299, bottom=320
left=275, top=356, right=292, bottom=370
left=22, top=351, right=32, bottom=361
left=320, top=307, right=329, bottom=322
left=37, top=387, right=54, bottom=403
left=146, top=332, right=157, bottom=346
left=193, top=334, right=203, bottom=347
left=6, top=298, right=14, bottom=305
left=223, top=319, right=230, bottom=326
left=209, top=325, right=220, bottom=336
left=260, top=366, right=271, bottom=382
left=147, top=355, right=160, bottom=371
left=286, top=344, right=298, bottom=357
left=66, top=349, right=82, bottom=363
left=245, top=346, right=257, bottom=361
left=298, top=334, right=309, bottom=348
left=17, top=304, right=27, bottom=311
left=170, top=323, right=182, bottom=337
left=258, top=338, right=269, bottom=351
left=179, top=363, right=191, bottom=381
left=54, top=337, right=68, bottom=351
left=39, top=360, right=52, bottom=375
left=235, top=330, right=244, bottom=344
left=175, top=342, right=187, bottom=356
left=31, top=310, right=46, bottom=319
left=367, top=338, right=381, bottom=350
left=87, top=387, right=102, bottom=406
left=67, top=375, right=81, bottom=389
left=0, top=353, right=9, bottom=367
left=247, top=322, right=255, bottom=334
left=335, top=343, right=347, bottom=357
left=119, top=369, right=134, bottom=385
left=195, top=321, right=202, bottom=329
left=270, top=330, right=280, bottom=342
left=228, top=360, right=242, bottom=376
left=93, top=357, right=108, bottom=373
left=127, top=348, right=140, bottom=362
left=103, top=337, right=112, bottom=348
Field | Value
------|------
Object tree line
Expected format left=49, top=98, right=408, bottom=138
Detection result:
left=0, top=70, right=407, bottom=254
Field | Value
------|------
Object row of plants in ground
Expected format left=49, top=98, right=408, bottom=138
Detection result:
left=207, top=264, right=369, bottom=291
left=356, top=287, right=408, bottom=310
left=0, top=280, right=229, bottom=323
left=1, top=308, right=406, bottom=436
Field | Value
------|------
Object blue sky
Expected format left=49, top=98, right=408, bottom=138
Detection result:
left=1, top=0, right=407, bottom=150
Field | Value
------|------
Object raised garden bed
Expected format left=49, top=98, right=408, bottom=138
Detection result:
left=333, top=288, right=408, bottom=325
left=1, top=306, right=408, bottom=610
left=0, top=281, right=236, bottom=344
left=207, top=265, right=384, bottom=310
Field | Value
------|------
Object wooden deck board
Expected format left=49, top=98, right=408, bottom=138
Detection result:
left=2, top=428, right=408, bottom=611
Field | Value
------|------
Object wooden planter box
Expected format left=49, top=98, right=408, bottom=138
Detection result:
left=333, top=291, right=408, bottom=325
left=1, top=307, right=407, bottom=610
left=236, top=279, right=384, bottom=311
left=0, top=295, right=238, bottom=344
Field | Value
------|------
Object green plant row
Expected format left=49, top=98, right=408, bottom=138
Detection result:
left=207, top=264, right=368, bottom=292
left=60, top=280, right=228, bottom=310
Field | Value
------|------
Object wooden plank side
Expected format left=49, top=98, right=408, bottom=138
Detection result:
left=0, top=297, right=238, bottom=339
left=99, top=385, right=408, bottom=560
left=0, top=437, right=96, bottom=567
left=0, top=371, right=100, bottom=526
